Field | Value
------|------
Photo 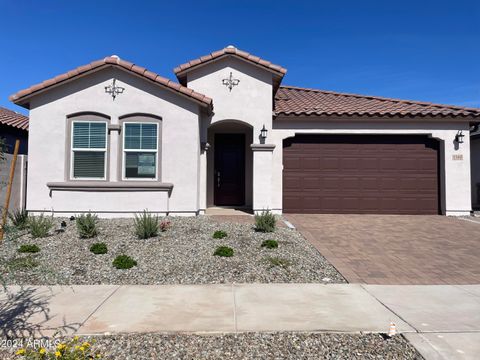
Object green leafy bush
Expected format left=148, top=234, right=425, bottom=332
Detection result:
left=134, top=210, right=159, bottom=239
left=8, top=209, right=29, bottom=230
left=255, top=210, right=276, bottom=233
left=18, top=244, right=40, bottom=253
left=28, top=214, right=53, bottom=238
left=214, top=246, right=234, bottom=257
left=213, top=230, right=227, bottom=239
left=76, top=213, right=99, bottom=238
left=90, top=242, right=107, bottom=254
left=113, top=255, right=137, bottom=269
left=261, top=239, right=278, bottom=249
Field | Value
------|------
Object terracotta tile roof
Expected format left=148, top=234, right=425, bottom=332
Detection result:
left=275, top=86, right=480, bottom=119
left=0, top=107, right=29, bottom=131
left=174, top=45, right=287, bottom=77
left=10, top=56, right=213, bottom=110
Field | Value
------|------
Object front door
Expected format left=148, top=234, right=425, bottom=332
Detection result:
left=214, top=134, right=245, bottom=206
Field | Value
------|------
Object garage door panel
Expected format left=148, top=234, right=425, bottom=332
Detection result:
left=283, top=135, right=439, bottom=214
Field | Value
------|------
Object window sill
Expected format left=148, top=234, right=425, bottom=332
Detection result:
left=47, top=181, right=173, bottom=192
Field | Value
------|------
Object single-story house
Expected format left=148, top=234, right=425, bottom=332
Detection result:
left=9, top=46, right=480, bottom=217
left=0, top=107, right=29, bottom=211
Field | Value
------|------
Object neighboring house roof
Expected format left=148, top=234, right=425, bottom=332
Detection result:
left=275, top=86, right=480, bottom=119
left=0, top=107, right=29, bottom=131
left=174, top=45, right=287, bottom=92
left=10, top=56, right=213, bottom=110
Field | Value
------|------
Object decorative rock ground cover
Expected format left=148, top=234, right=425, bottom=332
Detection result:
left=0, top=216, right=345, bottom=285
left=0, top=333, right=421, bottom=359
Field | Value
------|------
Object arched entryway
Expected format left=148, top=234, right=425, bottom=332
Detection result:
left=207, top=120, right=253, bottom=209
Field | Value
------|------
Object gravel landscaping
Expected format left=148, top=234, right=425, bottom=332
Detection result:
left=0, top=332, right=422, bottom=359
left=0, top=216, right=345, bottom=285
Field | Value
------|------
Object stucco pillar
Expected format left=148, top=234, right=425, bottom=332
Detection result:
left=198, top=142, right=210, bottom=214
left=108, top=124, right=121, bottom=181
left=251, top=144, right=276, bottom=214
left=441, top=130, right=472, bottom=215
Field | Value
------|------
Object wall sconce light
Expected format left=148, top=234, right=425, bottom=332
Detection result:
left=455, top=130, right=465, bottom=144
left=260, top=125, right=268, bottom=140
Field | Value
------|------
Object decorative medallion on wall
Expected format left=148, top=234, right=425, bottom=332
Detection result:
left=104, top=78, right=125, bottom=100
left=222, top=72, right=240, bottom=92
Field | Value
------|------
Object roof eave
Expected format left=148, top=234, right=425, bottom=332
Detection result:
left=10, top=61, right=213, bottom=113
left=175, top=53, right=286, bottom=84
left=274, top=112, right=480, bottom=122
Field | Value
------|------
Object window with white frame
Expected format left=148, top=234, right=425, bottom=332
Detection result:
left=123, top=122, right=158, bottom=179
left=71, top=121, right=107, bottom=179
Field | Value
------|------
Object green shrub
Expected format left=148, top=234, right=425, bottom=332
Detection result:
left=18, top=244, right=40, bottom=253
left=134, top=210, right=159, bottom=239
left=261, top=239, right=278, bottom=249
left=264, top=256, right=291, bottom=269
left=76, top=213, right=99, bottom=238
left=113, top=255, right=137, bottom=269
left=255, top=210, right=276, bottom=233
left=8, top=209, right=29, bottom=230
left=214, top=246, right=234, bottom=257
left=28, top=214, right=53, bottom=238
left=6, top=256, right=39, bottom=271
left=213, top=230, right=227, bottom=239
left=90, top=242, right=108, bottom=255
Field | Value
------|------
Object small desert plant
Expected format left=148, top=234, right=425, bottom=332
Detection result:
left=213, top=230, right=227, bottom=239
left=6, top=256, right=40, bottom=271
left=264, top=256, right=291, bottom=269
left=160, top=220, right=171, bottom=232
left=15, top=336, right=102, bottom=359
left=255, top=210, right=276, bottom=233
left=261, top=239, right=278, bottom=249
left=214, top=246, right=234, bottom=257
left=76, top=212, right=99, bottom=238
left=113, top=255, right=137, bottom=269
left=134, top=210, right=159, bottom=239
left=28, top=214, right=53, bottom=238
left=8, top=209, right=29, bottom=229
left=18, top=244, right=40, bottom=253
left=90, top=242, right=108, bottom=255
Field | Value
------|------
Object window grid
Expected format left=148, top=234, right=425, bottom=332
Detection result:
left=71, top=120, right=108, bottom=180
left=123, top=122, right=159, bottom=181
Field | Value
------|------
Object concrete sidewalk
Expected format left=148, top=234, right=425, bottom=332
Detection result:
left=1, top=284, right=479, bottom=359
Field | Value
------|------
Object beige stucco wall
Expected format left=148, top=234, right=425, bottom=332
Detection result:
left=186, top=57, right=274, bottom=211
left=27, top=67, right=202, bottom=217
left=271, top=118, right=472, bottom=216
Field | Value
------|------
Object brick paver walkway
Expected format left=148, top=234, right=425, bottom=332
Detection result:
left=286, top=214, right=480, bottom=285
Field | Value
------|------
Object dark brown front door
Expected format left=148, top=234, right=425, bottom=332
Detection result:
left=283, top=135, right=440, bottom=214
left=214, top=134, right=245, bottom=206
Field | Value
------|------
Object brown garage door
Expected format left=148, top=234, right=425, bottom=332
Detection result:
left=283, top=135, right=439, bottom=214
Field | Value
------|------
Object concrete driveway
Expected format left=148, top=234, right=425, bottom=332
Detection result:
left=285, top=214, right=480, bottom=285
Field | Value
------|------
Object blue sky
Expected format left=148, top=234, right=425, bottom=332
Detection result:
left=1, top=0, right=479, bottom=115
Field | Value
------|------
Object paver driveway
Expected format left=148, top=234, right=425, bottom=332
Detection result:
left=285, top=214, right=480, bottom=285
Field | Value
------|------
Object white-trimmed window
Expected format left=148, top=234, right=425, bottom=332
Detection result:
left=123, top=122, right=158, bottom=180
left=71, top=121, right=107, bottom=179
